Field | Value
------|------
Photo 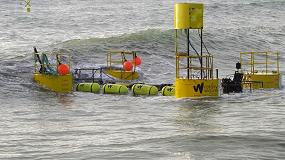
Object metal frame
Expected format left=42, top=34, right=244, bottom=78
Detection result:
left=240, top=52, right=280, bottom=74
left=176, top=53, right=214, bottom=79
left=34, top=51, right=71, bottom=74
left=175, top=29, right=214, bottom=80
left=107, top=50, right=136, bottom=70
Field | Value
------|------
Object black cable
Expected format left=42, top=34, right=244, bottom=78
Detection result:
left=187, top=31, right=208, bottom=78
left=188, top=36, right=202, bottom=65
left=197, top=29, right=211, bottom=55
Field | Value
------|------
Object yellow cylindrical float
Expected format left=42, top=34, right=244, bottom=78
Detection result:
left=174, top=3, right=191, bottom=29
left=174, top=3, right=204, bottom=29
left=102, top=84, right=128, bottom=94
left=132, top=84, right=158, bottom=96
left=76, top=83, right=100, bottom=93
left=161, top=86, right=175, bottom=96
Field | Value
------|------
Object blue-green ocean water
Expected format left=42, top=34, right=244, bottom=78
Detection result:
left=0, top=0, right=285, bottom=159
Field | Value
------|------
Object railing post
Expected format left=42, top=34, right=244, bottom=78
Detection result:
left=277, top=52, right=280, bottom=74
left=92, top=69, right=95, bottom=83
left=265, top=52, right=268, bottom=74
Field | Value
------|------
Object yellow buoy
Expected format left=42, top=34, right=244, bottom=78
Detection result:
left=25, top=0, right=31, bottom=12
left=102, top=84, right=128, bottom=94
left=132, top=84, right=158, bottom=96
left=76, top=83, right=100, bottom=93
left=161, top=86, right=175, bottom=96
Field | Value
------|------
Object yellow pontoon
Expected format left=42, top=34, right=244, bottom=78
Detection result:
left=240, top=51, right=281, bottom=89
left=33, top=47, right=73, bottom=93
left=105, top=50, right=140, bottom=80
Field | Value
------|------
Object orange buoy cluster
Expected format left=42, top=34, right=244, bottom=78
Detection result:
left=123, top=56, right=142, bottom=71
left=123, top=61, right=133, bottom=71
left=133, top=56, right=142, bottom=65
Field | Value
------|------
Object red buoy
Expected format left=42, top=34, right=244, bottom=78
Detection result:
left=123, top=61, right=133, bottom=71
left=57, top=64, right=70, bottom=75
left=133, top=56, right=142, bottom=66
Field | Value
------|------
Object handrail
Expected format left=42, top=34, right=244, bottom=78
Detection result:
left=73, top=68, right=106, bottom=83
left=34, top=52, right=71, bottom=74
left=240, top=51, right=279, bottom=74
left=176, top=53, right=214, bottom=79
left=106, top=50, right=137, bottom=70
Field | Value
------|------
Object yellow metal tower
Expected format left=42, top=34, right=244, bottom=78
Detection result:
left=174, top=3, right=220, bottom=98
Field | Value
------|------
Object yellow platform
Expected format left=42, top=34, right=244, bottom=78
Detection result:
left=34, top=73, right=73, bottom=93
left=105, top=69, right=139, bottom=80
left=240, top=51, right=281, bottom=89
left=175, top=79, right=220, bottom=98
left=106, top=50, right=140, bottom=80
left=243, top=73, right=281, bottom=89
left=33, top=50, right=73, bottom=93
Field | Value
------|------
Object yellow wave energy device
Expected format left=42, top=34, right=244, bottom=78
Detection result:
left=174, top=3, right=220, bottom=98
left=76, top=83, right=100, bottom=93
left=102, top=84, right=129, bottom=94
left=33, top=50, right=73, bottom=93
left=132, top=84, right=158, bottom=96
left=105, top=51, right=139, bottom=80
left=240, top=52, right=282, bottom=89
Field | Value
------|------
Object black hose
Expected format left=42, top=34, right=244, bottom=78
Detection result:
left=197, top=29, right=211, bottom=55
left=189, top=38, right=202, bottom=65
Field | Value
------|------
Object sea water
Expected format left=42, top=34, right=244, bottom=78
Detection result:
left=0, top=0, right=285, bottom=159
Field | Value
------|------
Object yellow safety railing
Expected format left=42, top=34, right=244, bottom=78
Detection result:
left=240, top=52, right=280, bottom=74
left=176, top=52, right=214, bottom=79
left=34, top=52, right=71, bottom=74
left=107, top=50, right=136, bottom=68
